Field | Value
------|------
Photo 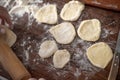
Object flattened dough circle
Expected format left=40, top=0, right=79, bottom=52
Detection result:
left=86, top=42, right=113, bottom=68
left=0, top=25, right=17, bottom=47
left=49, top=22, right=76, bottom=44
left=35, top=4, right=58, bottom=24
left=53, top=49, right=70, bottom=68
left=60, top=1, right=85, bottom=21
left=77, top=19, right=101, bottom=41
left=38, top=40, right=58, bottom=58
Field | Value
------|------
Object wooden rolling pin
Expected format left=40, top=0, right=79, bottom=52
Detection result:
left=82, top=0, right=120, bottom=11
left=0, top=25, right=31, bottom=80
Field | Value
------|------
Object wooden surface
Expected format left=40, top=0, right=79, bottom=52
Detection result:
left=82, top=0, right=120, bottom=11
left=0, top=0, right=120, bottom=80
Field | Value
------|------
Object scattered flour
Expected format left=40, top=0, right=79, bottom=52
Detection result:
left=9, top=1, right=41, bottom=17
left=101, top=28, right=116, bottom=38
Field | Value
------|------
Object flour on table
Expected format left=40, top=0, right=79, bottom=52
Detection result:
left=60, top=1, right=85, bottom=21
left=77, top=19, right=101, bottom=41
left=9, top=6, right=28, bottom=17
left=53, top=49, right=70, bottom=68
left=8, top=0, right=43, bottom=18
left=49, top=22, right=76, bottom=44
left=86, top=42, right=113, bottom=68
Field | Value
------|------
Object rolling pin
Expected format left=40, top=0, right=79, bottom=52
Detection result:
left=0, top=25, right=31, bottom=80
left=81, top=0, right=120, bottom=11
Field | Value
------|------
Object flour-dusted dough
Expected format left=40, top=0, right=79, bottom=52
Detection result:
left=49, top=22, right=76, bottom=44
left=77, top=19, right=101, bottom=41
left=35, top=4, right=58, bottom=24
left=5, top=28, right=17, bottom=47
left=60, top=1, right=85, bottom=21
left=0, top=26, right=17, bottom=47
left=38, top=40, right=58, bottom=58
left=53, top=49, right=70, bottom=68
left=86, top=42, right=113, bottom=68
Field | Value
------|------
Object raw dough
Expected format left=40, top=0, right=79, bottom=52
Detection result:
left=77, top=19, right=101, bottom=41
left=38, top=40, right=58, bottom=58
left=34, top=4, right=58, bottom=24
left=49, top=22, right=76, bottom=44
left=0, top=25, right=17, bottom=47
left=60, top=1, right=85, bottom=21
left=86, top=42, right=113, bottom=68
left=53, top=49, right=70, bottom=68
left=5, top=28, right=17, bottom=47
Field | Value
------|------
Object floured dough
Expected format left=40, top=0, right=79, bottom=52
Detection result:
left=86, top=42, right=113, bottom=68
left=53, top=49, right=70, bottom=68
left=0, top=25, right=17, bottom=47
left=49, top=22, right=76, bottom=44
left=35, top=4, right=58, bottom=24
left=77, top=19, right=101, bottom=41
left=38, top=40, right=58, bottom=58
left=60, top=1, right=85, bottom=21
left=5, top=28, right=17, bottom=47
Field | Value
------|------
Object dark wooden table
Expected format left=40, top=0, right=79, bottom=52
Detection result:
left=0, top=0, right=120, bottom=80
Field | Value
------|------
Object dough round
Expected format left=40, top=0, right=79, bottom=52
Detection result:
left=60, top=1, right=85, bottom=21
left=53, top=49, right=70, bottom=68
left=38, top=40, right=58, bottom=58
left=86, top=42, right=113, bottom=68
left=5, top=28, right=17, bottom=47
left=49, top=22, right=76, bottom=44
left=77, top=19, right=101, bottom=41
left=35, top=4, right=58, bottom=24
left=0, top=25, right=17, bottom=47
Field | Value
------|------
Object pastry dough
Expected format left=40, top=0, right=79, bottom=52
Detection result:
left=60, top=1, right=84, bottom=21
left=38, top=40, right=58, bottom=58
left=35, top=4, right=58, bottom=24
left=53, top=49, right=70, bottom=68
left=86, top=42, right=113, bottom=68
left=0, top=25, right=17, bottom=47
left=77, top=19, right=101, bottom=41
left=49, top=22, right=76, bottom=44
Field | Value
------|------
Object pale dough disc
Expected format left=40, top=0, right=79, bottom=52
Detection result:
left=60, top=1, right=85, bottom=21
left=53, top=49, right=70, bottom=68
left=77, top=19, right=101, bottom=41
left=86, top=42, right=113, bottom=68
left=34, top=4, right=58, bottom=24
left=5, top=27, right=17, bottom=47
left=49, top=22, right=76, bottom=44
left=38, top=40, right=58, bottom=58
left=0, top=25, right=17, bottom=47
